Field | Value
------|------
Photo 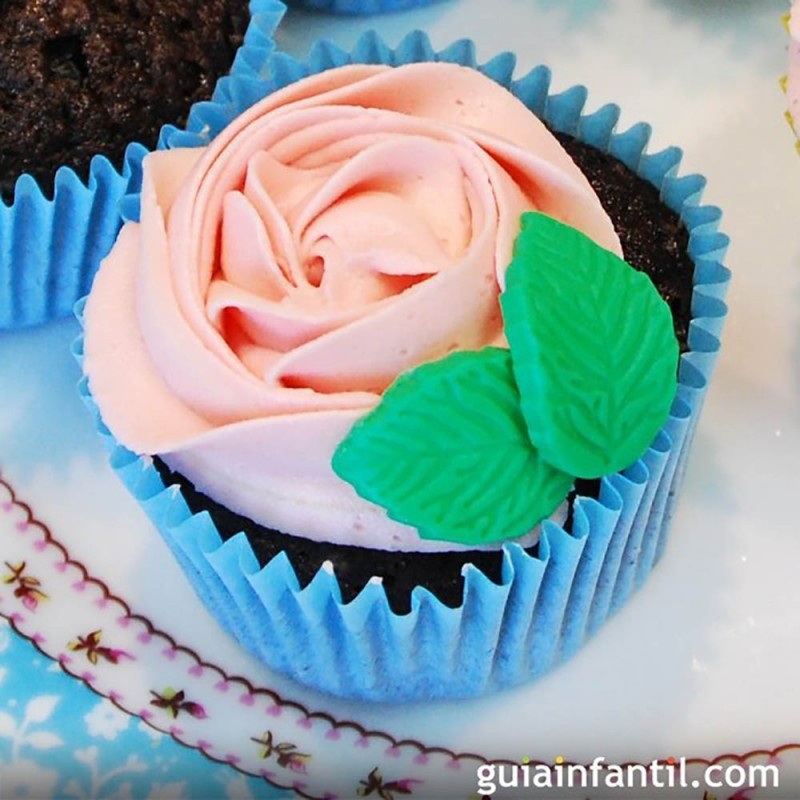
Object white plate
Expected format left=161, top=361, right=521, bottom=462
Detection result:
left=2, top=0, right=800, bottom=796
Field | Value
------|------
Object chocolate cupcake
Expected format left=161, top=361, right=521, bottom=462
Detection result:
left=0, top=0, right=285, bottom=330
left=149, top=134, right=695, bottom=617
left=77, top=33, right=730, bottom=702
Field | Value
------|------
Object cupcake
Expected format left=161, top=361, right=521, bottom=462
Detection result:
left=77, top=33, right=730, bottom=702
left=0, top=0, right=285, bottom=331
left=786, top=0, right=800, bottom=147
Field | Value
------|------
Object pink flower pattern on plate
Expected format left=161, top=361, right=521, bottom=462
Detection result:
left=2, top=561, right=48, bottom=611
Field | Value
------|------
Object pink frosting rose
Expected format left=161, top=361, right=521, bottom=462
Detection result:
left=83, top=62, right=621, bottom=551
left=789, top=1, right=800, bottom=137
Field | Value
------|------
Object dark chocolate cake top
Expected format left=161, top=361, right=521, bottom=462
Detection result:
left=0, top=0, right=249, bottom=202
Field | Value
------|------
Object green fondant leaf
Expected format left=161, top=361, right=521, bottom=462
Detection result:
left=332, top=348, right=574, bottom=546
left=501, top=212, right=679, bottom=478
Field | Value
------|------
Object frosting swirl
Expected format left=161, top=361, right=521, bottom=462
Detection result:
left=84, top=62, right=621, bottom=551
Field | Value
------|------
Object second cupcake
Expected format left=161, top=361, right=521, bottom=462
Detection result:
left=0, top=0, right=285, bottom=330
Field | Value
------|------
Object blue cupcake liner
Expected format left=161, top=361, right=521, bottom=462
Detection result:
left=0, top=0, right=286, bottom=331
left=0, top=145, right=145, bottom=331
left=75, top=30, right=731, bottom=702
left=285, top=0, right=441, bottom=14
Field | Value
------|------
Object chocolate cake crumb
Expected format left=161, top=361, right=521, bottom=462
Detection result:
left=0, top=0, right=248, bottom=203
left=555, top=133, right=694, bottom=351
left=155, top=137, right=696, bottom=615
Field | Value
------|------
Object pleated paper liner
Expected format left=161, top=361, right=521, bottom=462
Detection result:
left=76, top=30, right=731, bottom=703
left=0, top=146, right=143, bottom=331
left=0, top=0, right=286, bottom=331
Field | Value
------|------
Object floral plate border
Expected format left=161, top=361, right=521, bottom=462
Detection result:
left=1, top=472, right=797, bottom=800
